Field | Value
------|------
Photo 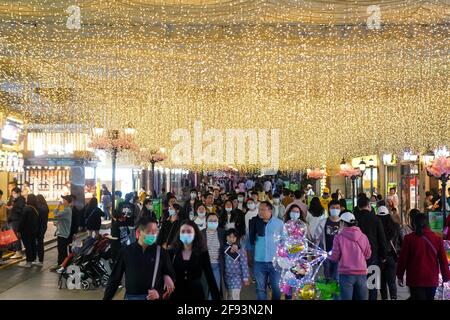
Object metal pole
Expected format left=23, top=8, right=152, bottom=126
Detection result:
left=352, top=176, right=356, bottom=208
left=151, top=161, right=155, bottom=197
left=370, top=166, right=374, bottom=195
left=111, top=148, right=117, bottom=217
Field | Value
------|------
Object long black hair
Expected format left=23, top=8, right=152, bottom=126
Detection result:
left=308, top=197, right=324, bottom=217
left=412, top=213, right=428, bottom=236
left=170, top=220, right=207, bottom=254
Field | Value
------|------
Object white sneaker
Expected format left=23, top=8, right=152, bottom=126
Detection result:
left=56, top=267, right=65, bottom=274
left=32, top=261, right=43, bottom=267
left=19, top=262, right=32, bottom=268
left=10, top=252, right=23, bottom=259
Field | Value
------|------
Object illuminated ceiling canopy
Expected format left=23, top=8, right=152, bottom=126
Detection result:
left=0, top=0, right=449, bottom=170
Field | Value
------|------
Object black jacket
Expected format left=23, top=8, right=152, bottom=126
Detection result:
left=169, top=248, right=221, bottom=301
left=157, top=219, right=180, bottom=248
left=18, top=205, right=39, bottom=236
left=36, top=204, right=49, bottom=238
left=377, top=214, right=401, bottom=258
left=86, top=207, right=103, bottom=231
left=7, top=196, right=26, bottom=223
left=354, top=209, right=388, bottom=260
left=104, top=242, right=175, bottom=300
left=218, top=208, right=245, bottom=237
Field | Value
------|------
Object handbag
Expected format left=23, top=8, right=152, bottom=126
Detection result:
left=0, top=229, right=18, bottom=247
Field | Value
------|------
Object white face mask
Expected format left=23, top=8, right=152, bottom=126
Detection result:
left=290, top=211, right=300, bottom=220
left=247, top=203, right=256, bottom=210
left=225, top=207, right=232, bottom=212
left=190, top=193, right=197, bottom=199
left=273, top=198, right=280, bottom=205
left=238, top=197, right=244, bottom=203
left=197, top=212, right=206, bottom=218
left=330, top=208, right=340, bottom=217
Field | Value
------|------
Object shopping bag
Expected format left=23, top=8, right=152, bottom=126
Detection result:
left=0, top=229, right=18, bottom=247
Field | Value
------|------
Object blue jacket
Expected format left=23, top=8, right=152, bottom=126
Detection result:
left=249, top=215, right=284, bottom=262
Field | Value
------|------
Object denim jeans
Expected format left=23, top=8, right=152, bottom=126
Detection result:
left=339, top=274, right=368, bottom=300
left=125, top=293, right=148, bottom=300
left=323, top=259, right=339, bottom=282
left=209, top=263, right=221, bottom=300
left=253, top=261, right=281, bottom=300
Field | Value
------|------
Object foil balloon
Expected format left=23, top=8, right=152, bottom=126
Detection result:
left=298, top=283, right=317, bottom=300
left=290, top=259, right=311, bottom=280
left=283, top=219, right=307, bottom=239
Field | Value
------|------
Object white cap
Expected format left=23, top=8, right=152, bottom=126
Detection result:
left=340, top=212, right=356, bottom=224
left=307, top=184, right=312, bottom=188
left=377, top=206, right=390, bottom=216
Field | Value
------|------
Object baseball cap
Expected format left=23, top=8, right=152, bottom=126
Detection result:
left=340, top=212, right=356, bottom=224
left=323, top=187, right=330, bottom=194
left=61, top=195, right=73, bottom=203
left=377, top=206, right=389, bottom=216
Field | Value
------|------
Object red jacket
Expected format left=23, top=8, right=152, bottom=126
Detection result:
left=445, top=215, right=450, bottom=241
left=397, top=228, right=449, bottom=287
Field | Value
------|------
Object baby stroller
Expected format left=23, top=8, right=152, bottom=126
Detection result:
left=58, top=235, right=112, bottom=290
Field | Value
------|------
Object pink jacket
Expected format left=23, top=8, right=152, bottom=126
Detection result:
left=329, top=226, right=372, bottom=275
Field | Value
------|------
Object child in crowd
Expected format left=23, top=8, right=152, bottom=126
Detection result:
left=224, top=228, right=249, bottom=300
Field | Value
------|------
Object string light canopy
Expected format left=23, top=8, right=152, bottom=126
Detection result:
left=0, top=0, right=449, bottom=171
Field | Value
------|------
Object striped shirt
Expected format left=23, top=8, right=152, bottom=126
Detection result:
left=206, top=230, right=220, bottom=264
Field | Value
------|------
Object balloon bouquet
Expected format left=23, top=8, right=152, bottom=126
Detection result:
left=273, top=219, right=338, bottom=300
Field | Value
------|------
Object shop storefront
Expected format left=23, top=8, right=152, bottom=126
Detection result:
left=0, top=115, right=26, bottom=195
left=24, top=126, right=98, bottom=213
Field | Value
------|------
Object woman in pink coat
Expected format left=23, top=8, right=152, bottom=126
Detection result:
left=329, top=212, right=372, bottom=300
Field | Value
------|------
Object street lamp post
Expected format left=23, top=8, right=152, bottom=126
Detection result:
left=368, top=158, right=375, bottom=196
left=110, top=129, right=119, bottom=216
left=358, top=158, right=367, bottom=195
left=340, top=158, right=348, bottom=198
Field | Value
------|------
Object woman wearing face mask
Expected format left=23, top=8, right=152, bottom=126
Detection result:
left=201, top=213, right=226, bottom=299
left=272, top=193, right=286, bottom=220
left=243, top=198, right=258, bottom=281
left=140, top=198, right=157, bottom=221
left=193, top=204, right=208, bottom=231
left=283, top=204, right=304, bottom=223
left=183, top=189, right=200, bottom=221
left=169, top=220, right=221, bottom=300
left=219, top=200, right=245, bottom=237
left=157, top=203, right=181, bottom=250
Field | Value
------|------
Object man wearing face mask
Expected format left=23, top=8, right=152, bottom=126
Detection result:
left=203, top=192, right=218, bottom=215
left=236, top=192, right=246, bottom=211
left=315, top=200, right=342, bottom=283
left=219, top=199, right=245, bottom=237
left=104, top=216, right=175, bottom=300
left=183, top=189, right=200, bottom=221
left=271, top=193, right=286, bottom=220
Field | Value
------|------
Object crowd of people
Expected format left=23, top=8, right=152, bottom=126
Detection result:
left=1, top=177, right=449, bottom=301
left=103, top=178, right=450, bottom=301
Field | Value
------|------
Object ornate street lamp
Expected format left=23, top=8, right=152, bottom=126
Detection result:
left=89, top=126, right=138, bottom=215
left=358, top=158, right=367, bottom=194
left=338, top=164, right=363, bottom=208
left=139, top=147, right=168, bottom=195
